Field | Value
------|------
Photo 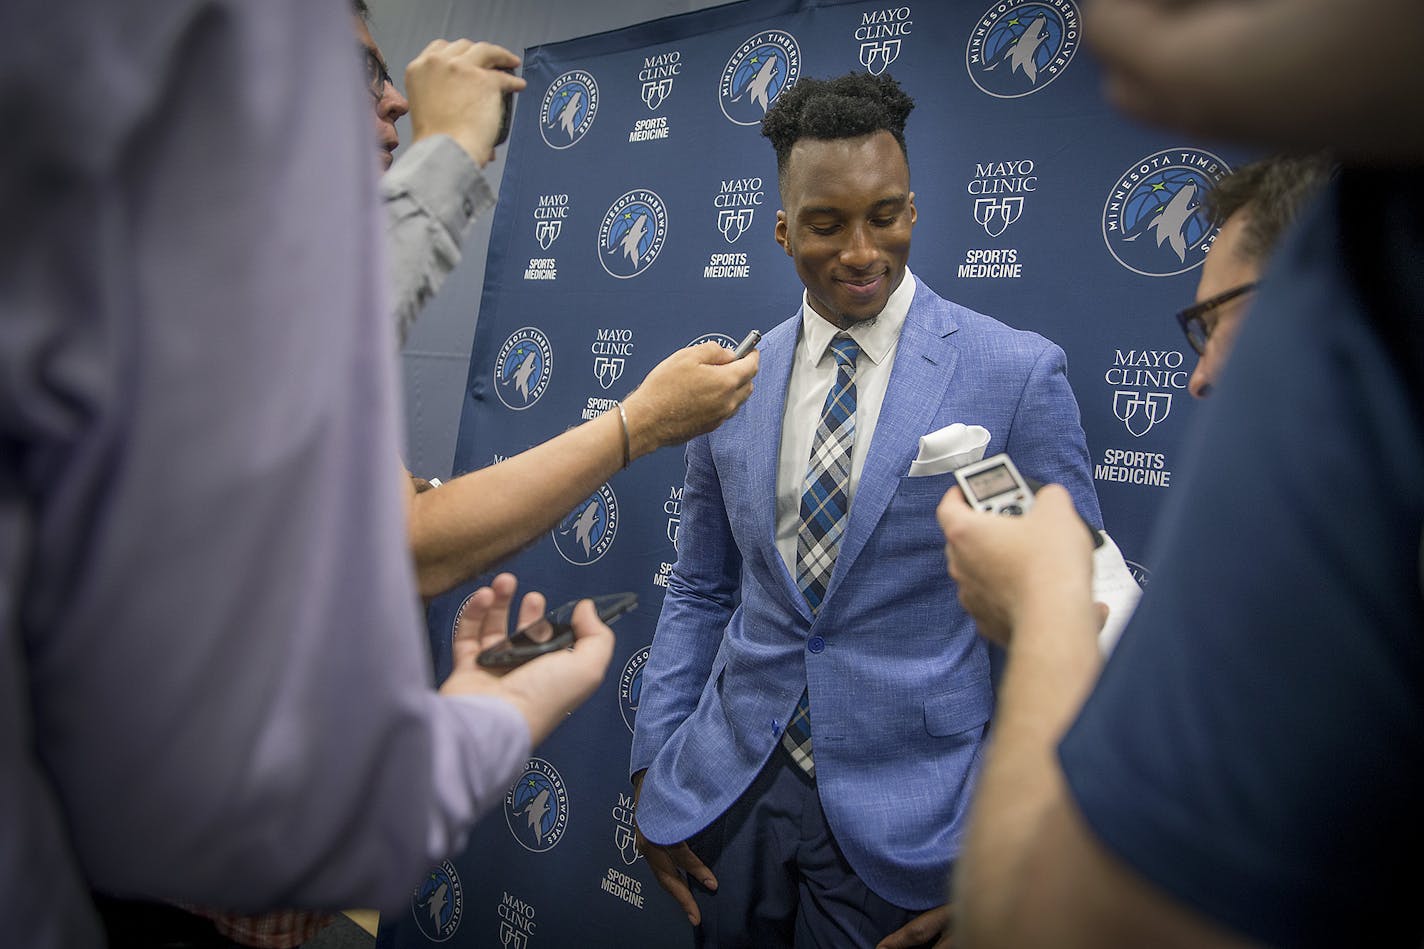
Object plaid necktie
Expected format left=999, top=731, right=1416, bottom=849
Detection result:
left=781, top=333, right=860, bottom=777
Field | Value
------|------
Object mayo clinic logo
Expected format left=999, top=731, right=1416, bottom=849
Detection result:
left=591, top=327, right=633, bottom=390
left=411, top=861, right=463, bottom=942
left=533, top=193, right=568, bottom=251
left=715, top=176, right=764, bottom=243
left=505, top=758, right=569, bottom=853
left=966, top=0, right=1081, bottom=98
left=1102, top=148, right=1231, bottom=277
left=638, top=49, right=681, bottom=110
left=493, top=327, right=553, bottom=410
left=539, top=70, right=599, bottom=149
left=496, top=891, right=537, bottom=949
left=969, top=159, right=1037, bottom=236
left=1105, top=349, right=1189, bottom=437
left=553, top=484, right=619, bottom=565
left=855, top=7, right=913, bottom=76
left=598, top=189, right=668, bottom=279
left=719, top=30, right=801, bottom=125
left=619, top=646, right=651, bottom=733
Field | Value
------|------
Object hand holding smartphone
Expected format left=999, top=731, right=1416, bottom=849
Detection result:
left=477, top=592, right=637, bottom=669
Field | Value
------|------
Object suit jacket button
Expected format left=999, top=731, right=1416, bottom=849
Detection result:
left=808, top=636, right=825, bottom=654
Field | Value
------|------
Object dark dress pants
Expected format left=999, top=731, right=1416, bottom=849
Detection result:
left=687, top=745, right=939, bottom=949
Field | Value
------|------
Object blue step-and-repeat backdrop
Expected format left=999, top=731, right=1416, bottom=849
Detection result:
left=381, top=0, right=1241, bottom=945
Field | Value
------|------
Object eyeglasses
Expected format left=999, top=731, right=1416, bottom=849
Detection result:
left=362, top=46, right=394, bottom=100
left=1174, top=282, right=1257, bottom=355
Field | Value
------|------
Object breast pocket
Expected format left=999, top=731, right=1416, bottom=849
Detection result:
left=892, top=470, right=961, bottom=506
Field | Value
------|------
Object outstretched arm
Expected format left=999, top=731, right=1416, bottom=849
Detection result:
left=408, top=343, right=758, bottom=597
left=937, top=487, right=1257, bottom=949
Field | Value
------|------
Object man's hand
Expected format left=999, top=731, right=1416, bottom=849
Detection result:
left=440, top=573, right=614, bottom=745
left=621, top=342, right=759, bottom=460
left=631, top=770, right=718, bottom=926
left=405, top=39, right=527, bottom=167
left=879, top=904, right=952, bottom=949
left=1085, top=0, right=1424, bottom=161
left=937, top=485, right=1094, bottom=646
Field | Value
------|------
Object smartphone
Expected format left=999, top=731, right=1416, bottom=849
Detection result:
left=494, top=67, right=517, bottom=147
left=477, top=592, right=637, bottom=669
left=731, top=329, right=762, bottom=359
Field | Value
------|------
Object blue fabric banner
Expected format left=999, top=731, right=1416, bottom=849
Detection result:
left=382, top=1, right=1240, bottom=945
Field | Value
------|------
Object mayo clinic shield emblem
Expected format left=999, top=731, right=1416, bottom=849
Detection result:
left=614, top=824, right=641, bottom=866
left=535, top=219, right=561, bottom=250
left=594, top=356, right=625, bottom=389
left=974, top=196, right=1024, bottom=237
left=859, top=39, right=901, bottom=76
left=499, top=921, right=527, bottom=949
left=718, top=208, right=755, bottom=243
left=642, top=78, right=673, bottom=110
left=1113, top=390, right=1172, bottom=437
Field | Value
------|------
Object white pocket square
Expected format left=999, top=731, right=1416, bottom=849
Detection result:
left=908, top=423, right=991, bottom=477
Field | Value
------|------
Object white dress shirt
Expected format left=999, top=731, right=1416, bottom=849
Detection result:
left=774, top=268, right=917, bottom=576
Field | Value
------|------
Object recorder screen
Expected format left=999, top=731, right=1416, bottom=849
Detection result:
left=965, top=464, right=1019, bottom=500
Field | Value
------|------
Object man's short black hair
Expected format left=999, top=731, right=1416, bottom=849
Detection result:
left=352, top=0, right=371, bottom=22
left=760, top=72, right=915, bottom=190
left=1205, top=154, right=1336, bottom=262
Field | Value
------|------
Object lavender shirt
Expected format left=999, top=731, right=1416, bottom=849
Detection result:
left=0, top=2, right=528, bottom=944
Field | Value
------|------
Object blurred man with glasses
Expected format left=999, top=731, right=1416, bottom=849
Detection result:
left=353, top=0, right=524, bottom=343
left=1176, top=155, right=1335, bottom=399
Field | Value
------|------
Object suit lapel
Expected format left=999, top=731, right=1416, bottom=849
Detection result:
left=823, top=279, right=960, bottom=603
left=740, top=315, right=811, bottom=620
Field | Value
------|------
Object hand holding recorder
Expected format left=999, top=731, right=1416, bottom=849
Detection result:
left=939, top=457, right=1099, bottom=646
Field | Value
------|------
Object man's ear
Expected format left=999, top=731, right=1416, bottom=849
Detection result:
left=908, top=191, right=917, bottom=228
left=775, top=209, right=792, bottom=257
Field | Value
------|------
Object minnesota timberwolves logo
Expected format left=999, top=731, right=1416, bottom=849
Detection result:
left=553, top=483, right=618, bottom=565
left=619, top=646, right=651, bottom=733
left=505, top=757, right=569, bottom=853
left=493, top=326, right=553, bottom=410
left=411, top=861, right=463, bottom=942
left=966, top=0, right=1081, bottom=99
left=719, top=30, right=801, bottom=126
left=687, top=332, right=739, bottom=349
left=1102, top=148, right=1231, bottom=277
left=539, top=69, right=599, bottom=149
left=450, top=590, right=480, bottom=654
left=1124, top=560, right=1151, bottom=587
left=598, top=189, right=668, bottom=279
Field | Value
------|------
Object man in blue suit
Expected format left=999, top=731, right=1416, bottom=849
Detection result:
left=630, top=73, right=1100, bottom=948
